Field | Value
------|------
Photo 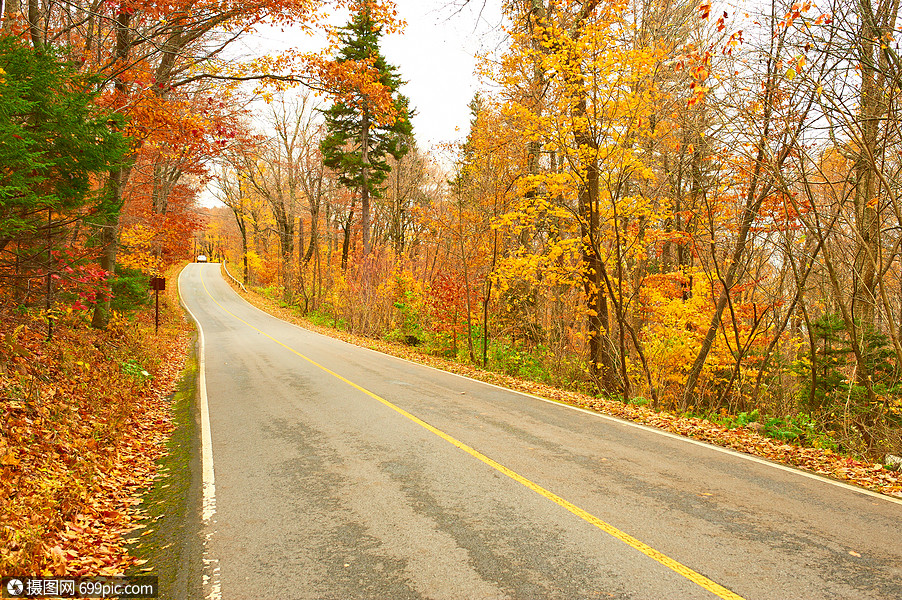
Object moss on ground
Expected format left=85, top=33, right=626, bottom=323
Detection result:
left=127, top=344, right=204, bottom=599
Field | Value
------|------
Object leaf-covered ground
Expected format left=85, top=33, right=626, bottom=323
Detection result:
left=222, top=271, right=902, bottom=500
left=0, top=266, right=192, bottom=575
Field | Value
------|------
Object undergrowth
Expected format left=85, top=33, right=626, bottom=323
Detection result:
left=239, top=278, right=900, bottom=463
left=0, top=264, right=191, bottom=574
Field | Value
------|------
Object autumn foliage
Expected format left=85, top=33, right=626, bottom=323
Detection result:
left=0, top=0, right=407, bottom=577
left=0, top=270, right=190, bottom=574
left=4, top=0, right=902, bottom=578
left=205, top=0, right=902, bottom=464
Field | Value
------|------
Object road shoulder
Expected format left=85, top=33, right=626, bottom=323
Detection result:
left=126, top=337, right=205, bottom=599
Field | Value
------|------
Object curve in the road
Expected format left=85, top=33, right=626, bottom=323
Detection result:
left=193, top=266, right=746, bottom=600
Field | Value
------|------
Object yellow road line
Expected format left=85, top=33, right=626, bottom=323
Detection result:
left=197, top=267, right=746, bottom=600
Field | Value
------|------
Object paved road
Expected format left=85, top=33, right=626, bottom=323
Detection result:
left=178, top=263, right=902, bottom=600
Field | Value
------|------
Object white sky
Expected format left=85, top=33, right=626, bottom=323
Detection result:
left=202, top=1, right=504, bottom=205
left=380, top=0, right=504, bottom=148
left=240, top=0, right=505, bottom=150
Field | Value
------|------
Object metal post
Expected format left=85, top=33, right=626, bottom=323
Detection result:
left=150, top=276, right=165, bottom=332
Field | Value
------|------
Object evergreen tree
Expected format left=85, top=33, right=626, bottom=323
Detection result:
left=802, top=314, right=852, bottom=411
left=0, top=36, right=127, bottom=249
left=320, top=3, right=413, bottom=259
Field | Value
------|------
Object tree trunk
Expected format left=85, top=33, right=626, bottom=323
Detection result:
left=577, top=129, right=616, bottom=390
left=458, top=199, right=476, bottom=363
left=298, top=216, right=304, bottom=269
left=566, top=6, right=616, bottom=393
left=27, top=0, right=41, bottom=49
left=278, top=215, right=294, bottom=303
left=850, top=0, right=899, bottom=333
left=304, top=198, right=318, bottom=263
left=91, top=11, right=131, bottom=330
left=483, top=229, right=498, bottom=367
left=2, top=0, right=19, bottom=31
left=231, top=208, right=248, bottom=285
left=679, top=166, right=769, bottom=408
left=91, top=166, right=130, bottom=329
left=680, top=26, right=802, bottom=406
left=341, top=197, right=356, bottom=271
left=360, top=108, right=371, bottom=255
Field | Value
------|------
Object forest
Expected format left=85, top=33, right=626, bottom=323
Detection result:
left=3, top=0, right=902, bottom=473
left=202, top=0, right=902, bottom=461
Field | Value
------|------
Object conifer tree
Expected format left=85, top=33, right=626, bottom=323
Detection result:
left=0, top=36, right=126, bottom=251
left=320, top=2, right=413, bottom=258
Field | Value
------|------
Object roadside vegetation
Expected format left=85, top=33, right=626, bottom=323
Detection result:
left=221, top=266, right=902, bottom=499
left=0, top=0, right=405, bottom=578
left=204, top=0, right=902, bottom=468
left=4, top=0, right=902, bottom=573
left=0, top=265, right=191, bottom=574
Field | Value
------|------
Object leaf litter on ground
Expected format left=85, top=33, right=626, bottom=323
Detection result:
left=0, top=267, right=192, bottom=576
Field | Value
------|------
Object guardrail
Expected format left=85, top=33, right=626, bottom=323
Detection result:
left=221, top=259, right=248, bottom=293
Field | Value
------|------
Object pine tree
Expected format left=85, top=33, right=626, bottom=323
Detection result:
left=805, top=314, right=852, bottom=410
left=320, top=3, right=413, bottom=259
left=0, top=36, right=127, bottom=246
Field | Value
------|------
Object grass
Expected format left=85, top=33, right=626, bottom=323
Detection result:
left=126, top=350, right=203, bottom=599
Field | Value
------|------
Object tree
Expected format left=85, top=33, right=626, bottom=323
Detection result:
left=214, top=164, right=252, bottom=285
left=488, top=0, right=669, bottom=396
left=0, top=37, right=126, bottom=242
left=320, top=1, right=413, bottom=258
left=451, top=94, right=521, bottom=366
left=2, top=0, right=403, bottom=327
left=679, top=0, right=818, bottom=407
left=0, top=37, right=127, bottom=301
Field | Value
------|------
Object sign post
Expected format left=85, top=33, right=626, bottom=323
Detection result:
left=150, top=277, right=166, bottom=333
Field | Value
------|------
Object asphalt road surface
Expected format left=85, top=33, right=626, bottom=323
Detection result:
left=178, top=263, right=902, bottom=600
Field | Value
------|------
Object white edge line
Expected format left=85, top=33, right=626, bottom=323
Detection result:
left=210, top=265, right=902, bottom=508
left=177, top=265, right=221, bottom=600
left=178, top=265, right=216, bottom=519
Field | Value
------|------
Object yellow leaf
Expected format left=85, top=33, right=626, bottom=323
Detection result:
left=1, top=451, right=20, bottom=467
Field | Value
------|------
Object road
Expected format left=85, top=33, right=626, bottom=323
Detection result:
left=178, top=263, right=902, bottom=600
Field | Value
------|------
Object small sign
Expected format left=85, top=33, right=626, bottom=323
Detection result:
left=150, top=277, right=166, bottom=291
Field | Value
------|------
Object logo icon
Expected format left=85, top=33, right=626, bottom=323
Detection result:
left=6, top=578, right=24, bottom=597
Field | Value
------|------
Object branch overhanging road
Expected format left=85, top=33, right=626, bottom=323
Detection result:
left=178, top=263, right=902, bottom=600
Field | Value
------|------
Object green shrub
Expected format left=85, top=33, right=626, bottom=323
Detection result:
left=306, top=309, right=334, bottom=327
left=120, top=359, right=151, bottom=383
left=110, top=265, right=150, bottom=314
left=735, top=409, right=760, bottom=427
left=490, top=340, right=551, bottom=381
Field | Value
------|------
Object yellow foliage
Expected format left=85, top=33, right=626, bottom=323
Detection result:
left=119, top=224, right=158, bottom=274
left=245, top=250, right=265, bottom=275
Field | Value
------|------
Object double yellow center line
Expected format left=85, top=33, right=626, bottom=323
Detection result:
left=198, top=267, right=746, bottom=600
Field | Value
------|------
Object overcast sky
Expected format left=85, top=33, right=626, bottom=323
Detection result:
left=202, top=2, right=504, bottom=204
left=380, top=1, right=504, bottom=148
left=241, top=1, right=505, bottom=149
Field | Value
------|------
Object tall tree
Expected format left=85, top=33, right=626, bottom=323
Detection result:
left=3, top=0, right=403, bottom=327
left=0, top=36, right=127, bottom=286
left=320, top=1, right=413, bottom=258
